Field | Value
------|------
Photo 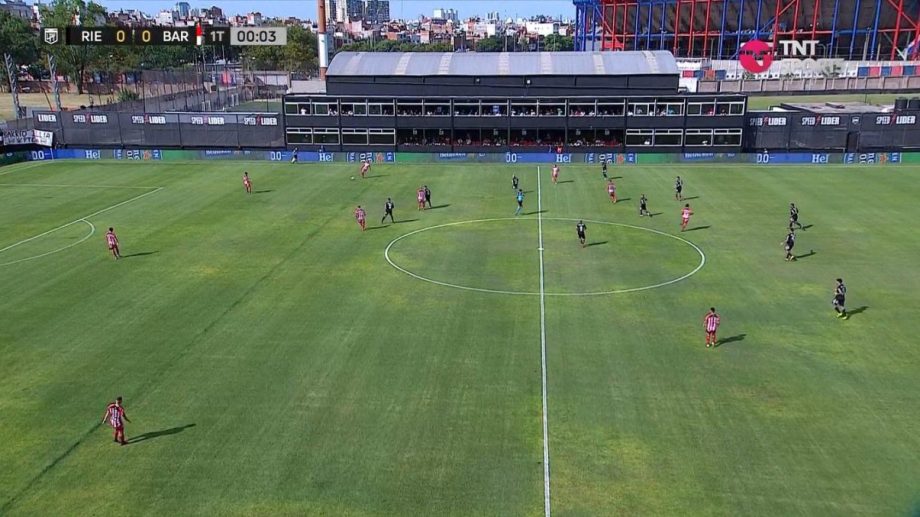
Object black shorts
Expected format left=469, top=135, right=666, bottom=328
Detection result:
left=676, top=187, right=682, bottom=193
left=517, top=201, right=523, bottom=207
left=834, top=295, right=845, bottom=306
left=791, top=214, right=799, bottom=222
left=640, top=203, right=647, bottom=210
left=577, top=232, right=586, bottom=239
left=785, top=244, right=794, bottom=251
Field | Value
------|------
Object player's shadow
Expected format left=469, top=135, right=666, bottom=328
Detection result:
left=364, top=225, right=387, bottom=231
left=648, top=212, right=663, bottom=217
left=396, top=219, right=419, bottom=224
left=682, top=196, right=700, bottom=200
left=715, top=334, right=746, bottom=347
left=128, top=423, right=195, bottom=444
left=363, top=175, right=388, bottom=179
left=848, top=306, right=869, bottom=317
left=586, top=241, right=608, bottom=247
left=617, top=197, right=631, bottom=202
left=524, top=210, right=548, bottom=215
left=685, top=225, right=711, bottom=232
left=523, top=190, right=534, bottom=194
left=122, top=251, right=159, bottom=258
left=557, top=180, right=575, bottom=184
left=611, top=176, right=623, bottom=179
left=428, top=204, right=450, bottom=209
left=254, top=190, right=273, bottom=194
left=796, top=250, right=816, bottom=259
left=801, top=224, right=814, bottom=230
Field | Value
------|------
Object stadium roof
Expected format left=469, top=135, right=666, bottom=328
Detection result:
left=327, top=51, right=679, bottom=77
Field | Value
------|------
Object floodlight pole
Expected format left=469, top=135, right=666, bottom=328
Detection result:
left=3, top=53, right=23, bottom=119
left=47, top=54, right=63, bottom=112
left=318, top=0, right=329, bottom=79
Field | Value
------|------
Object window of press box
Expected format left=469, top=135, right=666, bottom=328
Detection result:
left=628, top=102, right=653, bottom=116
left=511, top=101, right=538, bottom=116
left=685, top=129, right=713, bottom=146
left=483, top=100, right=509, bottom=116
left=285, top=103, right=311, bottom=115
left=313, top=103, right=336, bottom=116
left=313, top=128, right=339, bottom=144
left=656, top=101, right=684, bottom=116
left=339, top=102, right=365, bottom=116
left=687, top=102, right=715, bottom=116
left=424, top=101, right=450, bottom=116
left=369, top=129, right=396, bottom=145
left=285, top=128, right=312, bottom=144
left=625, top=129, right=654, bottom=146
left=538, top=101, right=565, bottom=117
left=455, top=102, right=480, bottom=116
left=713, top=129, right=743, bottom=145
left=597, top=102, right=625, bottom=116
left=654, top=129, right=683, bottom=146
left=715, top=101, right=744, bottom=115
left=367, top=102, right=395, bottom=116
left=341, top=128, right=368, bottom=145
left=397, top=100, right=424, bottom=116
left=568, top=102, right=595, bottom=116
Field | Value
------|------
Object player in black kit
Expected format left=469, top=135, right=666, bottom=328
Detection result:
left=639, top=194, right=650, bottom=217
left=424, top=185, right=432, bottom=209
left=789, top=203, right=803, bottom=231
left=576, top=220, right=587, bottom=247
left=512, top=174, right=519, bottom=190
left=674, top=176, right=683, bottom=201
left=782, top=230, right=796, bottom=261
left=601, top=159, right=609, bottom=180
left=381, top=197, right=395, bottom=224
left=833, top=278, right=847, bottom=319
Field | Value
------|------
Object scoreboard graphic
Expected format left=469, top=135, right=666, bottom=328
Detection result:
left=42, top=26, right=286, bottom=46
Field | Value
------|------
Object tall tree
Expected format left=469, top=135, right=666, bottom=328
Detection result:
left=39, top=0, right=108, bottom=94
left=0, top=11, right=38, bottom=89
left=475, top=36, right=503, bottom=52
left=543, top=34, right=574, bottom=51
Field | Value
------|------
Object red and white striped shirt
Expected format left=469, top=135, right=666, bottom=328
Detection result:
left=106, top=403, right=126, bottom=428
left=682, top=207, right=693, bottom=220
left=105, top=231, right=118, bottom=247
left=704, top=313, right=720, bottom=332
left=361, top=162, right=370, bottom=172
left=608, top=183, right=616, bottom=193
left=552, top=166, right=559, bottom=176
left=354, top=208, right=366, bottom=220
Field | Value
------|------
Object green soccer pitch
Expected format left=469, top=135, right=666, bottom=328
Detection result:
left=1, top=160, right=919, bottom=516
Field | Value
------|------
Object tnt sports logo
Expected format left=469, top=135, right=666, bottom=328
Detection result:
left=739, top=39, right=821, bottom=73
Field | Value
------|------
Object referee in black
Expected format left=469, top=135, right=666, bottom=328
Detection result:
left=424, top=185, right=432, bottom=209
left=381, top=197, right=395, bottom=224
left=576, top=220, right=587, bottom=248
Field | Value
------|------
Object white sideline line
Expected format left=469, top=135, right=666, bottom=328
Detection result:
left=536, top=166, right=551, bottom=517
left=0, top=187, right=163, bottom=255
left=0, top=162, right=48, bottom=177
left=0, top=183, right=160, bottom=189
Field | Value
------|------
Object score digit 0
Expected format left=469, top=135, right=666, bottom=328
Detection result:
left=140, top=29, right=151, bottom=44
left=116, top=29, right=127, bottom=43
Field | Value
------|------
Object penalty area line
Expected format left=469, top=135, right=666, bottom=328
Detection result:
left=0, top=187, right=164, bottom=255
left=536, top=166, right=551, bottom=517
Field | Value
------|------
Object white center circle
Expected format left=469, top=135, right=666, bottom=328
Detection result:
left=384, top=217, right=706, bottom=296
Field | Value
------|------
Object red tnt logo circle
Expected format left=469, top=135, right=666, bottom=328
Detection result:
left=739, top=40, right=773, bottom=73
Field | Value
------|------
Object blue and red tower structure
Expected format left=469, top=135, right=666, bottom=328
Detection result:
left=574, top=0, right=920, bottom=61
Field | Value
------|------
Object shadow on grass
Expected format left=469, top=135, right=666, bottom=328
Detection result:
left=648, top=212, right=663, bottom=217
left=253, top=190, right=273, bottom=194
left=716, top=334, right=746, bottom=347
left=848, top=306, right=869, bottom=317
left=524, top=210, right=547, bottom=215
left=122, top=251, right=159, bottom=258
left=802, top=224, right=814, bottom=230
left=396, top=219, right=419, bottom=224
left=617, top=197, right=631, bottom=202
left=586, top=241, right=608, bottom=247
left=429, top=204, right=450, bottom=210
left=363, top=175, right=388, bottom=179
left=682, top=196, right=699, bottom=200
left=684, top=225, right=711, bottom=232
left=364, top=225, right=388, bottom=231
left=611, top=176, right=623, bottom=179
left=556, top=180, right=575, bottom=184
left=796, top=250, right=816, bottom=259
left=128, top=423, right=196, bottom=444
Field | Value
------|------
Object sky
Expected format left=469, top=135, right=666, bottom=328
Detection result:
left=92, top=0, right=576, bottom=20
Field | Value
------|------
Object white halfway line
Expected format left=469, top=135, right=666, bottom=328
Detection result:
left=0, top=187, right=164, bottom=255
left=536, top=166, right=551, bottom=517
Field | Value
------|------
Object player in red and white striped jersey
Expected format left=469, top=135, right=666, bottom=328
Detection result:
left=680, top=204, right=693, bottom=232
left=105, top=227, right=121, bottom=260
left=102, top=396, right=131, bottom=445
left=360, top=159, right=370, bottom=178
left=703, top=307, right=721, bottom=348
